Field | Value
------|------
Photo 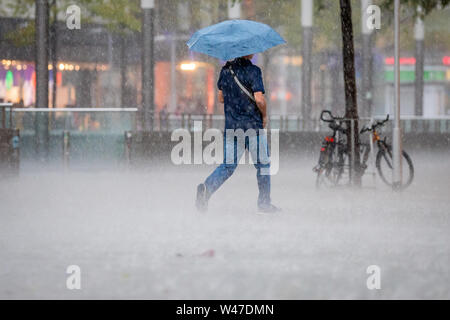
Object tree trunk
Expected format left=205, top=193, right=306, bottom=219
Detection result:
left=339, top=0, right=361, bottom=186
left=141, top=9, right=154, bottom=130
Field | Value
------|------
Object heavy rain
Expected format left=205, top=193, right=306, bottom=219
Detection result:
left=0, top=0, right=449, bottom=300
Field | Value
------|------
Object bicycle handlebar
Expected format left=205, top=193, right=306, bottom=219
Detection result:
left=320, top=110, right=390, bottom=134
left=320, top=110, right=345, bottom=123
left=320, top=110, right=347, bottom=133
left=320, top=110, right=334, bottom=123
left=360, top=114, right=390, bottom=133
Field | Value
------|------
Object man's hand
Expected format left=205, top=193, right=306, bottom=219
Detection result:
left=255, top=91, right=267, bottom=127
left=218, top=90, right=224, bottom=104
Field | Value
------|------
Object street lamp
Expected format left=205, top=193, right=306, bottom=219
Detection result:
left=301, top=0, right=313, bottom=121
left=393, top=0, right=403, bottom=189
left=361, top=0, right=374, bottom=117
left=141, top=0, right=155, bottom=131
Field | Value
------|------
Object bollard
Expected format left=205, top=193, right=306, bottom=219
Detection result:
left=1, top=107, right=5, bottom=129
left=0, top=128, right=20, bottom=177
left=63, top=130, right=70, bottom=169
left=124, top=131, right=133, bottom=167
left=9, top=106, right=13, bottom=129
left=11, top=129, right=20, bottom=175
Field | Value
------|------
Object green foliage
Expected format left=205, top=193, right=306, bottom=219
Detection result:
left=84, top=0, right=141, bottom=33
left=381, top=0, right=450, bottom=16
left=2, top=0, right=35, bottom=17
left=5, top=21, right=35, bottom=47
left=3, top=0, right=449, bottom=52
left=4, top=0, right=142, bottom=46
left=376, top=0, right=450, bottom=52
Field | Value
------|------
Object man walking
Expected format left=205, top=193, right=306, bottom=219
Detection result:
left=196, top=55, right=280, bottom=213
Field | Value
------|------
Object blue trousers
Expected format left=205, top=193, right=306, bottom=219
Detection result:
left=204, top=130, right=271, bottom=207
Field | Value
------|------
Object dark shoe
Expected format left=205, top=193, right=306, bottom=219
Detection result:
left=257, top=203, right=281, bottom=214
left=196, top=183, right=208, bottom=212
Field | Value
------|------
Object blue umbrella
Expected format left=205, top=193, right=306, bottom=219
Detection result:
left=186, top=20, right=286, bottom=61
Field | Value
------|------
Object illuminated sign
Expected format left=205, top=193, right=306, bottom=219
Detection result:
left=180, top=62, right=197, bottom=71
left=443, top=56, right=450, bottom=66
left=384, top=70, right=446, bottom=83
left=384, top=57, right=416, bottom=65
left=5, top=70, right=13, bottom=90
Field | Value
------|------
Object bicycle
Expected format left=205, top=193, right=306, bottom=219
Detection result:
left=313, top=110, right=350, bottom=188
left=359, top=115, right=414, bottom=189
left=313, top=110, right=415, bottom=189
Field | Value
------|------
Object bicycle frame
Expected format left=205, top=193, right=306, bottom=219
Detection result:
left=361, top=125, right=392, bottom=173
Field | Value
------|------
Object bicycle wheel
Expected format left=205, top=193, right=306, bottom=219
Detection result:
left=376, top=145, right=414, bottom=189
left=316, top=142, right=335, bottom=188
left=334, top=147, right=350, bottom=186
left=316, top=144, right=346, bottom=188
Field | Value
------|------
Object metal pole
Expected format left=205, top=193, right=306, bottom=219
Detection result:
left=120, top=30, right=127, bottom=108
left=170, top=34, right=177, bottom=113
left=301, top=0, right=313, bottom=121
left=280, top=49, right=288, bottom=116
left=319, top=56, right=326, bottom=110
left=350, top=119, right=355, bottom=184
left=361, top=0, right=373, bottom=118
left=50, top=0, right=57, bottom=110
left=141, top=0, right=155, bottom=131
left=392, top=0, right=403, bottom=189
left=414, top=6, right=424, bottom=116
left=35, top=0, right=49, bottom=161
left=369, top=117, right=376, bottom=185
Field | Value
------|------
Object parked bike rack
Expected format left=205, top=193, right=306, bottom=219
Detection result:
left=350, top=117, right=379, bottom=188
left=365, top=117, right=378, bottom=188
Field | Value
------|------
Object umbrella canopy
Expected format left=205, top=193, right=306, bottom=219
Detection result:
left=186, top=20, right=286, bottom=61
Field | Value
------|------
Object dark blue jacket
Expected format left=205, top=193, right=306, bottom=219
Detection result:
left=218, top=58, right=265, bottom=130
